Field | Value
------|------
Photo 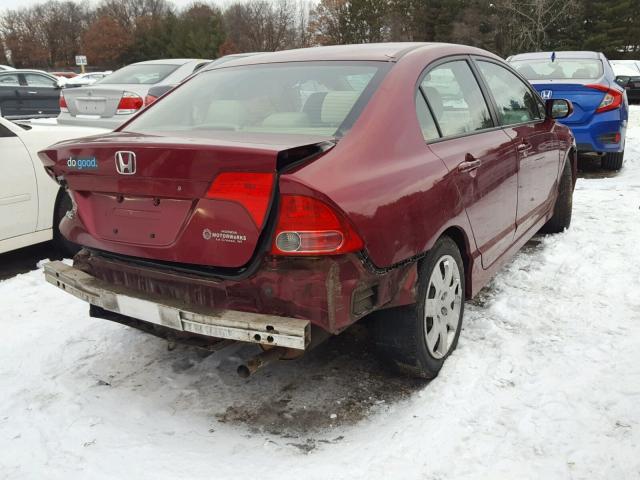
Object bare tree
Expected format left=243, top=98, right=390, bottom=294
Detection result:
left=497, top=0, right=579, bottom=51
left=224, top=0, right=299, bottom=52
left=309, top=0, right=389, bottom=46
left=96, top=0, right=173, bottom=29
left=0, top=1, right=92, bottom=68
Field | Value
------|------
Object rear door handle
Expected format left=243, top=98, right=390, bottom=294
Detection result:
left=517, top=142, right=532, bottom=153
left=458, top=157, right=482, bottom=173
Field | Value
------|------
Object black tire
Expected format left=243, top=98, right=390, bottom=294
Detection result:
left=53, top=190, right=81, bottom=257
left=602, top=151, right=624, bottom=171
left=371, top=236, right=465, bottom=379
left=540, top=159, right=573, bottom=234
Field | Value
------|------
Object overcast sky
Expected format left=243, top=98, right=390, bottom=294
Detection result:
left=0, top=0, right=232, bottom=12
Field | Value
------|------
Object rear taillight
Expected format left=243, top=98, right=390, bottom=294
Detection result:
left=144, top=94, right=158, bottom=106
left=59, top=92, right=68, bottom=113
left=205, top=172, right=274, bottom=228
left=116, top=92, right=144, bottom=115
left=586, top=84, right=624, bottom=113
left=271, top=195, right=364, bottom=256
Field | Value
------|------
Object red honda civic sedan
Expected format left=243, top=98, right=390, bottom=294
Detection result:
left=40, top=43, right=577, bottom=378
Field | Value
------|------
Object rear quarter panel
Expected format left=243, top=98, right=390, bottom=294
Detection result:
left=281, top=46, right=480, bottom=271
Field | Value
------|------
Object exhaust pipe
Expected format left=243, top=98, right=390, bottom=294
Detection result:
left=237, top=347, right=287, bottom=378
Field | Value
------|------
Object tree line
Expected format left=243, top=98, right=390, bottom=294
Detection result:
left=1, top=0, right=638, bottom=70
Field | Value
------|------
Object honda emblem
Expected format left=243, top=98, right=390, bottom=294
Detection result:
left=540, top=90, right=553, bottom=100
left=115, top=151, right=136, bottom=175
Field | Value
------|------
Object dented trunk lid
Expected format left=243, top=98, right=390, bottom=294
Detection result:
left=40, top=131, right=333, bottom=268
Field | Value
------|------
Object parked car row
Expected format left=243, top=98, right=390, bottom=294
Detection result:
left=3, top=49, right=632, bottom=171
left=58, top=59, right=212, bottom=128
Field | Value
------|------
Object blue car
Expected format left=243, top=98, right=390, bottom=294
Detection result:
left=508, top=51, right=628, bottom=170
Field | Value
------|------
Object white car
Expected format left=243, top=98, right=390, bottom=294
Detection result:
left=63, top=71, right=112, bottom=88
left=610, top=59, right=640, bottom=74
left=0, top=117, right=106, bottom=255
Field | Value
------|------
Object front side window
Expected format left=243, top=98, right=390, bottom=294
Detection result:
left=97, top=64, right=179, bottom=85
left=124, top=62, right=387, bottom=138
left=420, top=60, right=493, bottom=138
left=477, top=61, right=542, bottom=126
left=510, top=58, right=603, bottom=80
left=25, top=73, right=56, bottom=87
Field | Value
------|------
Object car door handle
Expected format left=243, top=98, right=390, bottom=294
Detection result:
left=458, top=157, right=482, bottom=173
left=27, top=91, right=38, bottom=94
left=516, top=142, right=532, bottom=153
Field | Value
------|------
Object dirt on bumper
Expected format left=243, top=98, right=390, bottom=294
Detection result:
left=73, top=248, right=418, bottom=334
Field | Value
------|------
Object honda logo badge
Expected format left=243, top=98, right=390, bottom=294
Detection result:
left=115, top=151, right=136, bottom=175
left=540, top=90, right=553, bottom=100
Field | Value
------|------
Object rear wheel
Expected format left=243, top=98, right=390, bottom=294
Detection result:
left=540, top=159, right=573, bottom=234
left=602, top=151, right=624, bottom=171
left=371, top=236, right=465, bottom=379
left=53, top=190, right=81, bottom=257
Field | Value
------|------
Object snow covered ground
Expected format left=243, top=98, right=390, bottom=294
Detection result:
left=1, top=107, right=639, bottom=480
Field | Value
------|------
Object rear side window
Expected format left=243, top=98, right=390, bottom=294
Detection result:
left=0, top=122, right=17, bottom=137
left=98, top=64, right=179, bottom=85
left=420, top=60, right=493, bottom=138
left=476, top=61, right=542, bottom=125
left=0, top=73, right=20, bottom=86
left=25, top=73, right=56, bottom=87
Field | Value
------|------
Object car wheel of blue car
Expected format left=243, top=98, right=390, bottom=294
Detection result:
left=602, top=151, right=624, bottom=171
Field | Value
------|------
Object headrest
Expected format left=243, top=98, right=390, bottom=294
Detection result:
left=205, top=100, right=245, bottom=125
left=261, top=112, right=311, bottom=128
left=320, top=91, right=360, bottom=125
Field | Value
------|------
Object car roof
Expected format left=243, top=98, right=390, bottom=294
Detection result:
left=131, top=59, right=205, bottom=66
left=510, top=51, right=603, bottom=61
left=0, top=69, right=56, bottom=76
left=202, top=43, right=437, bottom=70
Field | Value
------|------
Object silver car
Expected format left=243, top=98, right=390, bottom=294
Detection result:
left=58, top=59, right=211, bottom=128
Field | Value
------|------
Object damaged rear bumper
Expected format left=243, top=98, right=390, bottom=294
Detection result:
left=44, top=261, right=311, bottom=350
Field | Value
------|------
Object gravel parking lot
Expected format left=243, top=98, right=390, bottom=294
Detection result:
left=1, top=107, right=639, bottom=480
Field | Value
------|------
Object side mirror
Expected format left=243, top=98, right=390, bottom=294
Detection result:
left=546, top=98, right=573, bottom=120
left=615, top=76, right=630, bottom=88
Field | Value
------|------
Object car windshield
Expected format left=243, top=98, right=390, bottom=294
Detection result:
left=510, top=58, right=604, bottom=80
left=123, top=62, right=387, bottom=137
left=96, top=64, right=179, bottom=85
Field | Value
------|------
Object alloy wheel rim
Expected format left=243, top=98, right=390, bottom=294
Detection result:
left=424, top=254, right=462, bottom=359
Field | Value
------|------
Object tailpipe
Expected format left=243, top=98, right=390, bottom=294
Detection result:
left=237, top=347, right=288, bottom=378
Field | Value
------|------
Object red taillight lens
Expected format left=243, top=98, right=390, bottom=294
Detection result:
left=116, top=92, right=144, bottom=115
left=586, top=84, right=623, bottom=113
left=59, top=92, right=68, bottom=113
left=271, top=195, right=364, bottom=255
left=144, top=94, right=158, bottom=106
left=206, top=172, right=274, bottom=228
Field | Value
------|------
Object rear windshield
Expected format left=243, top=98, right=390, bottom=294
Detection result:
left=97, top=64, right=179, bottom=85
left=510, top=59, right=604, bottom=80
left=123, top=62, right=388, bottom=137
